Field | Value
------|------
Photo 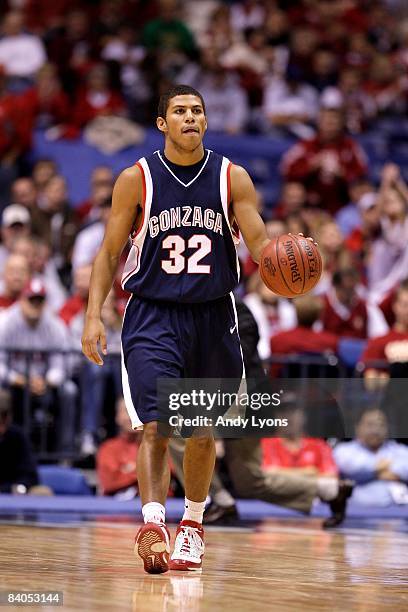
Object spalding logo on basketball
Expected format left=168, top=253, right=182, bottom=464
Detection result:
left=259, top=234, right=322, bottom=298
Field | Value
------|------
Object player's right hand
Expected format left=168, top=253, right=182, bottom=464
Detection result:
left=82, top=317, right=107, bottom=366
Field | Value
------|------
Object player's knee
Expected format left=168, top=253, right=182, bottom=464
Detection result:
left=142, top=421, right=169, bottom=450
left=186, top=435, right=214, bottom=453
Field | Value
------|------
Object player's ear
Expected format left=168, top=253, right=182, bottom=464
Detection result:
left=203, top=116, right=208, bottom=133
left=156, top=116, right=168, bottom=134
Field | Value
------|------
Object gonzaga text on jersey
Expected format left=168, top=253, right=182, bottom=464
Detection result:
left=149, top=205, right=224, bottom=238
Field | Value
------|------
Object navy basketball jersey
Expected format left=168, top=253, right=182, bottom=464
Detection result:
left=121, top=149, right=240, bottom=303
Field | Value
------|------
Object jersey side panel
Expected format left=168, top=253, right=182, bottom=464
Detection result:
left=121, top=157, right=153, bottom=289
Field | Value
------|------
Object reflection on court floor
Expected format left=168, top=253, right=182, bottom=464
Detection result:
left=0, top=519, right=407, bottom=611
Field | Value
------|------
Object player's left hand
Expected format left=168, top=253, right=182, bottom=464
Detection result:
left=82, top=316, right=107, bottom=366
left=289, top=232, right=318, bottom=246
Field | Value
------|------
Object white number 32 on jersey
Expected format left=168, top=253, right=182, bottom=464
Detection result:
left=161, top=234, right=212, bottom=274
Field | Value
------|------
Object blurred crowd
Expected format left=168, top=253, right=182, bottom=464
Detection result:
left=1, top=0, right=408, bottom=159
left=0, top=0, right=408, bottom=507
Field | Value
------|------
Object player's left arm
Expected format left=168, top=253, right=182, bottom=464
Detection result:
left=230, top=164, right=269, bottom=263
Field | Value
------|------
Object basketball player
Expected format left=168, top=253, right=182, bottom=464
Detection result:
left=82, top=85, right=308, bottom=574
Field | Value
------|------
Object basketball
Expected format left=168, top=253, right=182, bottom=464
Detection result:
left=260, top=234, right=322, bottom=298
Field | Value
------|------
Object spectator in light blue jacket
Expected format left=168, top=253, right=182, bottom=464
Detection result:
left=334, top=408, right=408, bottom=506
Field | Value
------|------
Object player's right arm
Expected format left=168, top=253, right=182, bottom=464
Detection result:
left=82, top=165, right=142, bottom=365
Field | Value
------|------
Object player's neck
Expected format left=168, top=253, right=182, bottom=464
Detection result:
left=164, top=141, right=205, bottom=166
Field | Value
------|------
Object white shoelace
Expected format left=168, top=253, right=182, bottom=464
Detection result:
left=172, top=526, right=204, bottom=560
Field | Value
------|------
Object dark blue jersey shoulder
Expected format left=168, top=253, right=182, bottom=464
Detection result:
left=121, top=149, right=240, bottom=303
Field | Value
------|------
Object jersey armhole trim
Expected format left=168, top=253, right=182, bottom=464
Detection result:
left=131, top=161, right=146, bottom=240
left=227, top=161, right=232, bottom=209
left=227, top=161, right=239, bottom=239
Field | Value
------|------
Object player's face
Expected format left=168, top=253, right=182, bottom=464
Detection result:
left=157, top=95, right=207, bottom=151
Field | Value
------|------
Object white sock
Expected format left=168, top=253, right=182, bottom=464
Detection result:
left=182, top=498, right=206, bottom=524
left=317, top=477, right=339, bottom=501
left=142, top=502, right=165, bottom=525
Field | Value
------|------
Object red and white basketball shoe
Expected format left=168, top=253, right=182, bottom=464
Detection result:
left=169, top=520, right=204, bottom=572
left=135, top=522, right=171, bottom=574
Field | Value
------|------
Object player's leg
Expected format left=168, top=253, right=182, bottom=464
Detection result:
left=134, top=421, right=172, bottom=574
left=183, top=435, right=215, bottom=504
left=169, top=433, right=214, bottom=572
left=170, top=295, right=244, bottom=571
left=137, top=421, right=170, bottom=506
left=121, top=298, right=183, bottom=574
left=124, top=354, right=172, bottom=574
left=168, top=437, right=237, bottom=524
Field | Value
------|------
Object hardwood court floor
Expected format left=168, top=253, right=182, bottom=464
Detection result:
left=0, top=521, right=407, bottom=611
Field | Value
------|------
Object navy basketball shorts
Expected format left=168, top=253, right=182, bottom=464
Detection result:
left=121, top=293, right=244, bottom=429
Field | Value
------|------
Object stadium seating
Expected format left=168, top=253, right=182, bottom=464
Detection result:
left=338, top=338, right=367, bottom=369
left=38, top=466, right=91, bottom=496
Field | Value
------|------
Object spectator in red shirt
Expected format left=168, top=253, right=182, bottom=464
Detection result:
left=59, top=264, right=92, bottom=326
left=321, top=268, right=387, bottom=340
left=377, top=281, right=407, bottom=329
left=321, top=268, right=367, bottom=338
left=273, top=181, right=308, bottom=221
left=271, top=294, right=338, bottom=357
left=23, top=63, right=70, bottom=133
left=76, top=165, right=114, bottom=224
left=362, top=54, right=406, bottom=118
left=24, top=0, right=74, bottom=34
left=0, top=253, right=30, bottom=311
left=97, top=396, right=141, bottom=497
left=262, top=404, right=338, bottom=476
left=0, top=67, right=33, bottom=208
left=45, top=8, right=96, bottom=94
left=361, top=279, right=408, bottom=384
left=0, top=68, right=26, bottom=154
left=72, top=63, right=126, bottom=128
left=280, top=107, right=368, bottom=213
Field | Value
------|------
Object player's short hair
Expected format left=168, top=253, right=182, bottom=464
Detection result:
left=157, top=85, right=206, bottom=120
